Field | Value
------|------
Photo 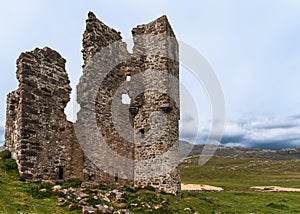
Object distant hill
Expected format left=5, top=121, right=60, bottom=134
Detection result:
left=180, top=140, right=300, bottom=160
left=0, top=139, right=298, bottom=160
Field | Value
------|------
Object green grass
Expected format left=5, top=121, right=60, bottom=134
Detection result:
left=0, top=151, right=80, bottom=214
left=181, top=156, right=300, bottom=190
left=179, top=156, right=300, bottom=213
left=0, top=150, right=300, bottom=213
left=167, top=191, right=300, bottom=214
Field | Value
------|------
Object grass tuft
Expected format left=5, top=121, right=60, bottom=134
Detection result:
left=26, top=182, right=53, bottom=199
left=60, top=179, right=82, bottom=189
left=267, top=202, right=289, bottom=209
left=0, top=150, right=17, bottom=171
left=0, top=150, right=11, bottom=159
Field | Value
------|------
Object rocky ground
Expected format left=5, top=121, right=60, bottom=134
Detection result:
left=181, top=184, right=224, bottom=192
left=32, top=181, right=221, bottom=214
left=36, top=181, right=172, bottom=214
left=250, top=186, right=300, bottom=192
left=52, top=185, right=130, bottom=214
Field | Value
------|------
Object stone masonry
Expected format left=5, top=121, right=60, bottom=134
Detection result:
left=4, top=12, right=181, bottom=196
left=4, top=48, right=84, bottom=180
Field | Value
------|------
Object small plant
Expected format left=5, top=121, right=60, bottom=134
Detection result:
left=86, top=197, right=99, bottom=206
left=26, top=182, right=53, bottom=199
left=1, top=158, right=17, bottom=171
left=0, top=150, right=11, bottom=159
left=18, top=175, right=26, bottom=182
left=0, top=150, right=17, bottom=171
left=60, top=179, right=82, bottom=189
left=143, top=185, right=156, bottom=192
left=182, top=191, right=198, bottom=197
left=267, top=202, right=289, bottom=209
left=98, top=183, right=112, bottom=190
left=122, top=186, right=137, bottom=193
left=159, top=190, right=170, bottom=195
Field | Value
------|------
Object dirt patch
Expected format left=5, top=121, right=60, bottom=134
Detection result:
left=251, top=186, right=300, bottom=192
left=181, top=184, right=224, bottom=192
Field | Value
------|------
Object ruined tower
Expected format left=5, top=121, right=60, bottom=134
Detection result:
left=4, top=48, right=84, bottom=180
left=76, top=12, right=180, bottom=195
left=4, top=12, right=181, bottom=196
left=131, top=16, right=181, bottom=195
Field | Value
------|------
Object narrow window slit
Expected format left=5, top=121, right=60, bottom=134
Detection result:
left=140, top=129, right=145, bottom=138
left=115, top=173, right=118, bottom=182
left=58, top=167, right=64, bottom=180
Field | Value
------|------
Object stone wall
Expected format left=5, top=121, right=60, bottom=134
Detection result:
left=76, top=12, right=135, bottom=186
left=131, top=16, right=181, bottom=196
left=5, top=90, right=20, bottom=159
left=4, top=12, right=181, bottom=196
left=77, top=13, right=181, bottom=195
left=4, top=47, right=84, bottom=181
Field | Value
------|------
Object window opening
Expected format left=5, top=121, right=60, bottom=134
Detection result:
left=58, top=167, right=64, bottom=180
left=122, top=94, right=131, bottom=104
left=115, top=173, right=118, bottom=182
left=140, top=128, right=145, bottom=138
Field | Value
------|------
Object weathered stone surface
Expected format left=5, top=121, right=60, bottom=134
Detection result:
left=116, top=209, right=132, bottom=214
left=72, top=189, right=90, bottom=200
left=4, top=11, right=181, bottom=196
left=111, top=189, right=125, bottom=201
left=97, top=193, right=111, bottom=203
left=52, top=185, right=62, bottom=192
left=76, top=11, right=135, bottom=187
left=4, top=47, right=84, bottom=181
left=76, top=13, right=181, bottom=196
left=96, top=204, right=112, bottom=213
left=131, top=15, right=181, bottom=196
left=82, top=206, right=97, bottom=214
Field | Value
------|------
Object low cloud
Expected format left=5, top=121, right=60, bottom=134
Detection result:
left=222, top=116, right=300, bottom=149
left=180, top=114, right=300, bottom=150
left=179, top=113, right=200, bottom=143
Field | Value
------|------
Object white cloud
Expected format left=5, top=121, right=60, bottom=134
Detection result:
left=222, top=116, right=300, bottom=149
left=1, top=1, right=300, bottom=150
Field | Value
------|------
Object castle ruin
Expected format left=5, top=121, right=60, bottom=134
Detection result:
left=4, top=12, right=181, bottom=196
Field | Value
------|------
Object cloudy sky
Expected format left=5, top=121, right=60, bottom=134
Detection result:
left=1, top=0, right=300, bottom=149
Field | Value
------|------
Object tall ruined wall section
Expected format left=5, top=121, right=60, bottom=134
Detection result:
left=4, top=47, right=84, bottom=181
left=77, top=13, right=180, bottom=195
left=131, top=16, right=181, bottom=196
left=4, top=12, right=180, bottom=196
left=5, top=90, right=20, bottom=158
left=76, top=12, right=134, bottom=186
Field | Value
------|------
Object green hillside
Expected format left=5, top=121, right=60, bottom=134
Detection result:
left=0, top=150, right=300, bottom=213
left=181, top=156, right=300, bottom=190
